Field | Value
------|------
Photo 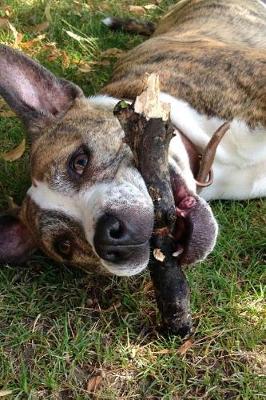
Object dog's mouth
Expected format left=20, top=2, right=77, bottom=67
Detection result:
left=168, top=167, right=218, bottom=266
left=93, top=167, right=218, bottom=273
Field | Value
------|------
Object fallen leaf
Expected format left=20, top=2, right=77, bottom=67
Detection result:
left=4, top=6, right=13, bottom=17
left=101, top=301, right=121, bottom=312
left=20, top=34, right=46, bottom=49
left=144, top=4, right=158, bottom=10
left=7, top=196, right=19, bottom=211
left=30, top=21, right=49, bottom=33
left=101, top=48, right=125, bottom=58
left=143, top=280, right=153, bottom=293
left=7, top=21, right=23, bottom=46
left=1, top=139, right=26, bottom=162
left=16, top=32, right=23, bottom=46
left=0, top=17, right=9, bottom=29
left=153, top=348, right=172, bottom=355
left=95, top=60, right=110, bottom=67
left=0, top=99, right=16, bottom=117
left=178, top=339, right=193, bottom=355
left=46, top=46, right=60, bottom=62
left=61, top=50, right=70, bottom=68
left=0, top=109, right=16, bottom=117
left=129, top=5, right=146, bottom=15
left=86, top=375, right=102, bottom=393
left=77, top=62, right=92, bottom=73
left=0, top=390, right=13, bottom=397
left=72, top=0, right=84, bottom=14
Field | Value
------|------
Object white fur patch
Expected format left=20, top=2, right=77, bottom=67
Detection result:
left=258, top=0, right=266, bottom=9
left=28, top=170, right=153, bottom=276
left=88, top=95, right=120, bottom=111
left=89, top=92, right=266, bottom=200
left=160, top=92, right=266, bottom=200
left=102, top=17, right=115, bottom=27
left=168, top=132, right=196, bottom=193
left=28, top=182, right=82, bottom=221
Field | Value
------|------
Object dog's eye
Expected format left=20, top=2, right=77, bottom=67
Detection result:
left=69, top=150, right=90, bottom=176
left=72, top=153, right=89, bottom=175
left=55, top=238, right=72, bottom=257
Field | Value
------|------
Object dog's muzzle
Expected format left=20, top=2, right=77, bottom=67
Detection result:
left=94, top=210, right=153, bottom=269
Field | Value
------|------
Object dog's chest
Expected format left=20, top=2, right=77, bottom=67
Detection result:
left=164, top=93, right=266, bottom=201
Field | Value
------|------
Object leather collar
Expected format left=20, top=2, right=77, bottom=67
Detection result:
left=177, top=122, right=230, bottom=192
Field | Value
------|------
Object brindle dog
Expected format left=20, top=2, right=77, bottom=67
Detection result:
left=0, top=0, right=265, bottom=278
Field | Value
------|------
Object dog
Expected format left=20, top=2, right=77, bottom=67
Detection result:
left=0, top=0, right=265, bottom=278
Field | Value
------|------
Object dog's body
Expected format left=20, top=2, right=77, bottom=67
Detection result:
left=103, top=0, right=266, bottom=201
left=0, top=0, right=265, bottom=276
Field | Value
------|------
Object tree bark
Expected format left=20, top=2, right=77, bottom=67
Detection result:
left=114, top=74, right=191, bottom=336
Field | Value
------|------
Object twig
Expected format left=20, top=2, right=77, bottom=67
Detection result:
left=114, top=74, right=191, bottom=336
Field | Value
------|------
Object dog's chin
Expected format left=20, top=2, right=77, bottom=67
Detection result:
left=99, top=248, right=150, bottom=277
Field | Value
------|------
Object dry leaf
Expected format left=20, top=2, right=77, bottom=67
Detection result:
left=0, top=390, right=13, bottom=397
left=61, top=51, right=70, bottom=68
left=0, top=17, right=9, bottom=29
left=0, top=98, right=15, bottom=116
left=44, top=43, right=64, bottom=63
left=86, top=375, right=102, bottom=393
left=153, top=248, right=165, bottom=262
left=0, top=109, right=16, bottom=117
left=153, top=348, right=172, bottom=355
left=129, top=5, right=146, bottom=15
left=7, top=196, right=19, bottom=211
left=4, top=6, right=13, bottom=17
left=144, top=4, right=158, bottom=10
left=101, top=48, right=125, bottom=58
left=178, top=339, right=193, bottom=355
left=20, top=34, right=46, bottom=49
left=77, top=62, right=92, bottom=73
left=7, top=22, right=23, bottom=46
left=1, top=139, right=26, bottom=162
left=143, top=280, right=153, bottom=293
left=101, top=301, right=121, bottom=312
left=30, top=21, right=49, bottom=33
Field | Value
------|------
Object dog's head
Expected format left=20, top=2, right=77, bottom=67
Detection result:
left=0, top=45, right=218, bottom=276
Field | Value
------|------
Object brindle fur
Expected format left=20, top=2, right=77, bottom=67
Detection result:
left=20, top=99, right=131, bottom=273
left=0, top=0, right=265, bottom=275
left=103, top=0, right=266, bottom=128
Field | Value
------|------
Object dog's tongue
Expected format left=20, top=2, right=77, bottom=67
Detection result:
left=170, top=168, right=218, bottom=266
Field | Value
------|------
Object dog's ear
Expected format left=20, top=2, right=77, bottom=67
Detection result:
left=0, top=44, right=84, bottom=138
left=0, top=214, right=36, bottom=265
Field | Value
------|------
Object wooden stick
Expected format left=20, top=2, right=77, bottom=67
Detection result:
left=114, top=74, right=191, bottom=336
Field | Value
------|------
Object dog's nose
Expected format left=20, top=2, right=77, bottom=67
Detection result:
left=94, top=214, right=151, bottom=263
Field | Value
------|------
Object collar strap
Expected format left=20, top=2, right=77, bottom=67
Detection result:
left=196, top=122, right=230, bottom=190
left=176, top=122, right=230, bottom=191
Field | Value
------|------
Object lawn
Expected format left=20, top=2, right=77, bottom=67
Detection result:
left=0, top=0, right=265, bottom=399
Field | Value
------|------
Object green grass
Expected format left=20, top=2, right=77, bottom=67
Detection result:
left=0, top=1, right=265, bottom=399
